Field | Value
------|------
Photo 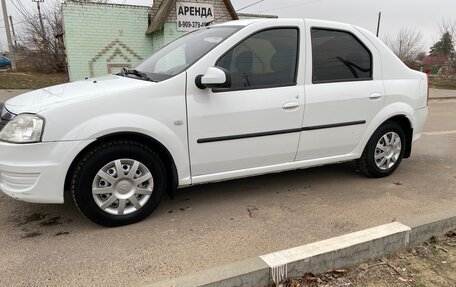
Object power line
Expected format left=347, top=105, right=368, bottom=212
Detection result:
left=206, top=0, right=266, bottom=26
left=9, top=0, right=29, bottom=19
left=11, top=18, right=32, bottom=26
left=0, top=16, right=39, bottom=30
left=236, top=0, right=265, bottom=13
left=14, top=0, right=33, bottom=18
left=9, top=0, right=33, bottom=20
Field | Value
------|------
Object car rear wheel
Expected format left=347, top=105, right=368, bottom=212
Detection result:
left=358, top=122, right=406, bottom=178
left=70, top=140, right=166, bottom=227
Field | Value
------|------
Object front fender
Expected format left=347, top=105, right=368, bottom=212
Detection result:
left=42, top=113, right=191, bottom=185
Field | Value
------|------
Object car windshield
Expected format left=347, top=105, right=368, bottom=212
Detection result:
left=133, top=26, right=241, bottom=82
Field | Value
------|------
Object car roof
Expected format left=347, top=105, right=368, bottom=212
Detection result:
left=214, top=18, right=299, bottom=27
left=214, top=18, right=364, bottom=31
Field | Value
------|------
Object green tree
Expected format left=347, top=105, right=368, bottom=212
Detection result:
left=429, top=31, right=455, bottom=57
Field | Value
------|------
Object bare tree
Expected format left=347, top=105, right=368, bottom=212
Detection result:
left=14, top=0, right=111, bottom=72
left=384, top=27, right=425, bottom=65
left=15, top=1, right=65, bottom=72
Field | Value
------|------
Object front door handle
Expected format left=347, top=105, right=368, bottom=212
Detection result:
left=369, top=93, right=383, bottom=100
left=282, top=102, right=300, bottom=110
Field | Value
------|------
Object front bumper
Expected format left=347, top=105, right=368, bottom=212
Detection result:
left=0, top=140, right=94, bottom=203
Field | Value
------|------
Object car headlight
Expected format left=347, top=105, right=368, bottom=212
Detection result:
left=0, top=114, right=45, bottom=143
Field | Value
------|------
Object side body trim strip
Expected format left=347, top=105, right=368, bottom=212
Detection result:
left=197, top=120, right=366, bottom=144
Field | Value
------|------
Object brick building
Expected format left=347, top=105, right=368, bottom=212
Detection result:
left=62, top=0, right=274, bottom=81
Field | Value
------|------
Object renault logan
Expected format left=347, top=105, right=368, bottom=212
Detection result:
left=0, top=19, right=428, bottom=226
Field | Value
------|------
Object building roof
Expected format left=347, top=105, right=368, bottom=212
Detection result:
left=421, top=55, right=449, bottom=66
left=146, top=0, right=177, bottom=34
left=146, top=0, right=239, bottom=34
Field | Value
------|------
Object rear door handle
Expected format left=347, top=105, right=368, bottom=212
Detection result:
left=282, top=102, right=300, bottom=110
left=369, top=93, right=383, bottom=100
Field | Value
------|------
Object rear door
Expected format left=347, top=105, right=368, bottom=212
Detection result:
left=296, top=24, right=384, bottom=160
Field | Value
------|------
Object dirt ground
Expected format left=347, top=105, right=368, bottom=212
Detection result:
left=0, top=72, right=68, bottom=89
left=277, top=231, right=456, bottom=287
left=429, top=77, right=456, bottom=90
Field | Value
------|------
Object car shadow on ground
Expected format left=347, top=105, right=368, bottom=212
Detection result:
left=4, top=161, right=357, bottom=220
left=156, top=161, right=365, bottom=216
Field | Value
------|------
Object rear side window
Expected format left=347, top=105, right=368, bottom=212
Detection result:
left=216, top=28, right=299, bottom=90
left=311, top=28, right=372, bottom=83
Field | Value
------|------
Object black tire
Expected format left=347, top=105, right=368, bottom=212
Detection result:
left=358, top=122, right=406, bottom=178
left=70, top=140, right=166, bottom=227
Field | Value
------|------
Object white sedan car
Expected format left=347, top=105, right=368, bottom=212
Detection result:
left=0, top=19, right=428, bottom=226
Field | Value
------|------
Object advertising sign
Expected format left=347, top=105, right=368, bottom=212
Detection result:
left=176, top=2, right=215, bottom=32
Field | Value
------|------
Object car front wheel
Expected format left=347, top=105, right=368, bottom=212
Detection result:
left=70, top=140, right=166, bottom=227
left=358, top=122, right=406, bottom=178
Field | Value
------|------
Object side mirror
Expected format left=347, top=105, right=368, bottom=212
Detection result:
left=195, top=66, right=231, bottom=89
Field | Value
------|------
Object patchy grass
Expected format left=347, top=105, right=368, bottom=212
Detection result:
left=276, top=231, right=456, bottom=287
left=0, top=71, right=68, bottom=89
left=429, top=77, right=456, bottom=90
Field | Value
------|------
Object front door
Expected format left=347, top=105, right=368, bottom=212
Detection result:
left=186, top=27, right=304, bottom=176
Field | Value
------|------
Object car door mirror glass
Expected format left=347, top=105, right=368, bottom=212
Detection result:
left=195, top=66, right=231, bottom=89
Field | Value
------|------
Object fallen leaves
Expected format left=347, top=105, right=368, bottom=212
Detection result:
left=272, top=230, right=456, bottom=287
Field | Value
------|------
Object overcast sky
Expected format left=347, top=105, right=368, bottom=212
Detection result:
left=1, top=0, right=455, bottom=52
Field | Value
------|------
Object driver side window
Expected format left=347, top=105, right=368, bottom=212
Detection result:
left=216, top=28, right=299, bottom=90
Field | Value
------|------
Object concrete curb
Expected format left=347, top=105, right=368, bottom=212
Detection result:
left=149, top=209, right=456, bottom=287
left=401, top=209, right=456, bottom=246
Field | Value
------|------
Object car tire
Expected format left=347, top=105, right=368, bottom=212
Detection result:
left=358, top=122, right=406, bottom=178
left=70, top=140, right=166, bottom=227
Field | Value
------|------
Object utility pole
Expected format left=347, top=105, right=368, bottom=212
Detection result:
left=376, top=12, right=382, bottom=37
left=1, top=0, right=17, bottom=71
left=36, top=0, right=46, bottom=42
left=9, top=16, right=17, bottom=48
